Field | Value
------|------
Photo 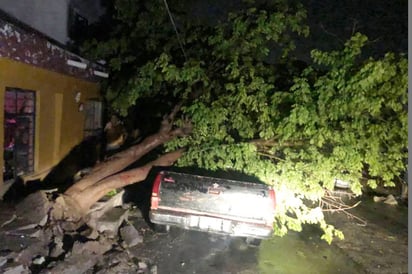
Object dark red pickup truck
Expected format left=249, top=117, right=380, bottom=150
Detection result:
left=150, top=171, right=276, bottom=242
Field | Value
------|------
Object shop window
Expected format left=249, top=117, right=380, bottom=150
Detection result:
left=3, top=88, right=35, bottom=180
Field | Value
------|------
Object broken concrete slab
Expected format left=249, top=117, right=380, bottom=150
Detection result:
left=47, top=239, right=114, bottom=274
left=2, top=264, right=29, bottom=274
left=88, top=190, right=125, bottom=219
left=71, top=239, right=112, bottom=256
left=45, top=253, right=101, bottom=274
left=15, top=191, right=51, bottom=226
left=49, top=236, right=64, bottom=258
left=94, top=250, right=145, bottom=274
left=88, top=207, right=129, bottom=238
left=120, top=223, right=143, bottom=248
left=373, top=194, right=399, bottom=206
left=384, top=194, right=398, bottom=206
left=80, top=226, right=100, bottom=240
left=15, top=238, right=49, bottom=266
left=32, top=256, right=46, bottom=265
left=6, top=228, right=52, bottom=268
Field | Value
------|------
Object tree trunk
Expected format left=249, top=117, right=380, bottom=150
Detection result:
left=50, top=104, right=191, bottom=224
left=65, top=103, right=186, bottom=195
left=64, top=150, right=183, bottom=216
left=65, top=130, right=178, bottom=195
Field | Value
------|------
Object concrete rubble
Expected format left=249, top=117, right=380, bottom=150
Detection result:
left=0, top=191, right=154, bottom=274
left=120, top=223, right=144, bottom=248
left=3, top=264, right=30, bottom=274
left=373, top=194, right=398, bottom=206
left=93, top=207, right=129, bottom=238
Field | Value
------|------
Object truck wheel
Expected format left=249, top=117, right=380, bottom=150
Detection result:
left=245, top=237, right=261, bottom=247
left=153, top=224, right=170, bottom=233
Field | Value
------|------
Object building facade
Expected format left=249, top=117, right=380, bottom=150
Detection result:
left=0, top=12, right=105, bottom=191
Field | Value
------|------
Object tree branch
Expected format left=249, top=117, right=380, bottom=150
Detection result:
left=250, top=138, right=306, bottom=148
left=257, top=152, right=285, bottom=162
left=321, top=189, right=367, bottom=226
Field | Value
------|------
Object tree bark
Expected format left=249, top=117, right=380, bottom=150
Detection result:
left=65, top=103, right=189, bottom=196
left=65, top=150, right=183, bottom=215
left=64, top=131, right=174, bottom=195
left=51, top=104, right=191, bottom=223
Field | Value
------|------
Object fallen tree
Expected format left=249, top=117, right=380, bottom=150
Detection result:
left=5, top=0, right=407, bottom=245
left=0, top=105, right=192, bottom=272
left=49, top=104, right=192, bottom=230
left=1, top=1, right=406, bottom=272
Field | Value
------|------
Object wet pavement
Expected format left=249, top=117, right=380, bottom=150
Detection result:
left=129, top=219, right=361, bottom=274
left=128, top=195, right=407, bottom=274
left=0, top=194, right=408, bottom=274
left=130, top=224, right=260, bottom=274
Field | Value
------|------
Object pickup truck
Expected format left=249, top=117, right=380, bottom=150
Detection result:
left=149, top=171, right=276, bottom=244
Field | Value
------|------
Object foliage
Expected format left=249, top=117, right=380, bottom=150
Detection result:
left=106, top=189, right=118, bottom=197
left=83, top=0, right=407, bottom=243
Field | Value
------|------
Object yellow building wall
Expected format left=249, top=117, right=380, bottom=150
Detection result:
left=0, top=58, right=100, bottom=186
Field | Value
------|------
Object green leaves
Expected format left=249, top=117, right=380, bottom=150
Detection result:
left=84, top=1, right=407, bottom=243
left=320, top=221, right=344, bottom=244
left=280, top=33, right=407, bottom=198
left=179, top=31, right=406, bottom=242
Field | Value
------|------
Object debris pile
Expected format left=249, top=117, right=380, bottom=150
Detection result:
left=0, top=190, right=156, bottom=274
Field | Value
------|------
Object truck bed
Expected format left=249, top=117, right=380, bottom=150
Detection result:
left=150, top=171, right=276, bottom=239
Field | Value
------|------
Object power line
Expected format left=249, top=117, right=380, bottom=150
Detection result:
left=163, top=0, right=187, bottom=61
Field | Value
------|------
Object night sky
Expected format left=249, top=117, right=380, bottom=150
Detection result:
left=188, top=0, right=407, bottom=62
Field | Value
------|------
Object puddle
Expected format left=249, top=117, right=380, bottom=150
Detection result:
left=258, top=228, right=363, bottom=274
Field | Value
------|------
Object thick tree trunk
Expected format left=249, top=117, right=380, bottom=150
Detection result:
left=65, top=132, right=171, bottom=195
left=65, top=103, right=187, bottom=196
left=51, top=104, right=191, bottom=224
left=64, top=150, right=183, bottom=216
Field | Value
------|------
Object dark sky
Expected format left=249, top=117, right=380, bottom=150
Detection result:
left=188, top=0, right=407, bottom=61
left=301, top=0, right=407, bottom=58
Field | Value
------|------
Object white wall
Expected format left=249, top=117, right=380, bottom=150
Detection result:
left=0, top=0, right=70, bottom=44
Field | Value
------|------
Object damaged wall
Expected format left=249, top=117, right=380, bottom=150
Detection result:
left=0, top=15, right=102, bottom=190
left=0, top=17, right=105, bottom=81
left=0, top=59, right=100, bottom=186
